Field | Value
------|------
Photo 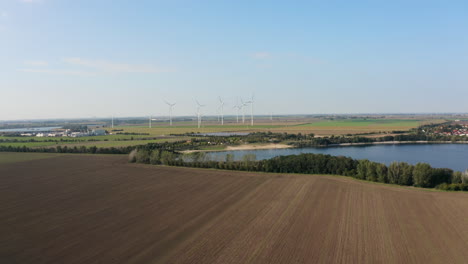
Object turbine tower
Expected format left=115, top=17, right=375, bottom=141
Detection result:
left=111, top=116, right=114, bottom=128
left=164, top=100, right=176, bottom=126
left=233, top=98, right=242, bottom=123
left=241, top=98, right=249, bottom=124
left=218, top=96, right=225, bottom=125
left=149, top=115, right=152, bottom=128
left=196, top=100, right=205, bottom=129
left=245, top=94, right=254, bottom=126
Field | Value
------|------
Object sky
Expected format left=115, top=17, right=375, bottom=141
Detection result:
left=1, top=0, right=467, bottom=120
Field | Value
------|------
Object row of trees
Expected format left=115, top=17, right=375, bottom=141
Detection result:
left=131, top=149, right=468, bottom=191
left=355, top=160, right=456, bottom=188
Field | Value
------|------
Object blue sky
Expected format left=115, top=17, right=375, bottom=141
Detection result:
left=1, top=0, right=467, bottom=120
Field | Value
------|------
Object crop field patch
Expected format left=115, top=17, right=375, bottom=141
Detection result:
left=300, top=119, right=424, bottom=127
left=266, top=119, right=446, bottom=135
left=0, top=152, right=61, bottom=164
left=0, top=154, right=467, bottom=263
left=0, top=141, right=59, bottom=148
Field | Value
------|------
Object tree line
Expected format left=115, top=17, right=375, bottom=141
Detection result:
left=131, top=150, right=468, bottom=191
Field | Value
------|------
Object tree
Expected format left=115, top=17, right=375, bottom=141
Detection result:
left=241, top=154, right=256, bottom=170
left=90, top=146, right=98, bottom=154
left=413, top=163, right=433, bottom=188
left=431, top=168, right=452, bottom=187
left=225, top=153, right=234, bottom=163
left=463, top=170, right=468, bottom=184
left=192, top=152, right=207, bottom=163
left=452, top=171, right=462, bottom=184
left=150, top=151, right=161, bottom=165
left=356, top=160, right=370, bottom=180
left=399, top=162, right=414, bottom=186
left=160, top=151, right=176, bottom=165
left=365, top=161, right=378, bottom=182
left=388, top=162, right=402, bottom=184
left=376, top=163, right=388, bottom=183
left=136, top=149, right=150, bottom=164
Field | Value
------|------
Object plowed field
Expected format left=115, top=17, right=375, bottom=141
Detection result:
left=0, top=154, right=467, bottom=263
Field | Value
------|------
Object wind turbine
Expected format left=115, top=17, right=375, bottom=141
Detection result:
left=241, top=98, right=249, bottom=124
left=196, top=100, right=205, bottom=129
left=233, top=98, right=242, bottom=123
left=111, top=116, right=114, bottom=128
left=218, top=96, right=225, bottom=125
left=245, top=94, right=254, bottom=126
left=164, top=100, right=176, bottom=126
left=149, top=115, right=152, bottom=128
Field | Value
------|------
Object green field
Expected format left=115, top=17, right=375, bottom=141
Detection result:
left=300, top=119, right=423, bottom=127
left=111, top=124, right=282, bottom=136
left=59, top=137, right=189, bottom=148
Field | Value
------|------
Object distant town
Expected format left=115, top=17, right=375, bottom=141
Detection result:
left=18, top=127, right=108, bottom=138
left=428, top=121, right=468, bottom=136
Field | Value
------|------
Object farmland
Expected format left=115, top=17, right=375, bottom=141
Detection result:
left=0, top=117, right=447, bottom=152
left=112, top=118, right=443, bottom=137
left=0, top=152, right=61, bottom=164
left=0, top=135, right=189, bottom=149
left=1, top=153, right=467, bottom=263
left=267, top=118, right=446, bottom=135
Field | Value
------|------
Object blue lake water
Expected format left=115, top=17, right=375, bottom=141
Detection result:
left=205, top=144, right=468, bottom=172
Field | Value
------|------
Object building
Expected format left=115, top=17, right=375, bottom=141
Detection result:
left=70, top=132, right=88, bottom=138
left=91, top=129, right=106, bottom=136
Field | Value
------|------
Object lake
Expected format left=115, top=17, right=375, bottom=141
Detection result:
left=205, top=144, right=468, bottom=172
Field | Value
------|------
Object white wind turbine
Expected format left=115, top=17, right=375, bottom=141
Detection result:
left=196, top=100, right=205, bottom=129
left=233, top=98, right=242, bottom=123
left=245, top=94, right=254, bottom=126
left=149, top=115, right=152, bottom=128
left=164, top=100, right=176, bottom=126
left=241, top=98, right=249, bottom=124
left=218, top=96, right=225, bottom=125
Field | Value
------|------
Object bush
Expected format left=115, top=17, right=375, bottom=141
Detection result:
left=436, top=183, right=468, bottom=191
left=150, top=151, right=161, bottom=165
left=452, top=171, right=462, bottom=184
left=160, top=151, right=176, bottom=165
left=135, top=149, right=150, bottom=164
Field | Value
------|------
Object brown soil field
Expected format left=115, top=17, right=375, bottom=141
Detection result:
left=1, top=154, right=467, bottom=263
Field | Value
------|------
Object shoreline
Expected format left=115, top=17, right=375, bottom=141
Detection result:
left=180, top=143, right=292, bottom=153
left=181, top=140, right=468, bottom=154
left=327, top=140, right=468, bottom=147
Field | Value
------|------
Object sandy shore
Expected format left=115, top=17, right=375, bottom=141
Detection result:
left=181, top=141, right=468, bottom=154
left=226, top=143, right=292, bottom=151
left=180, top=143, right=292, bottom=153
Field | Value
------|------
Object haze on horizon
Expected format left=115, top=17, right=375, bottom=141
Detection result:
left=1, top=0, right=467, bottom=120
